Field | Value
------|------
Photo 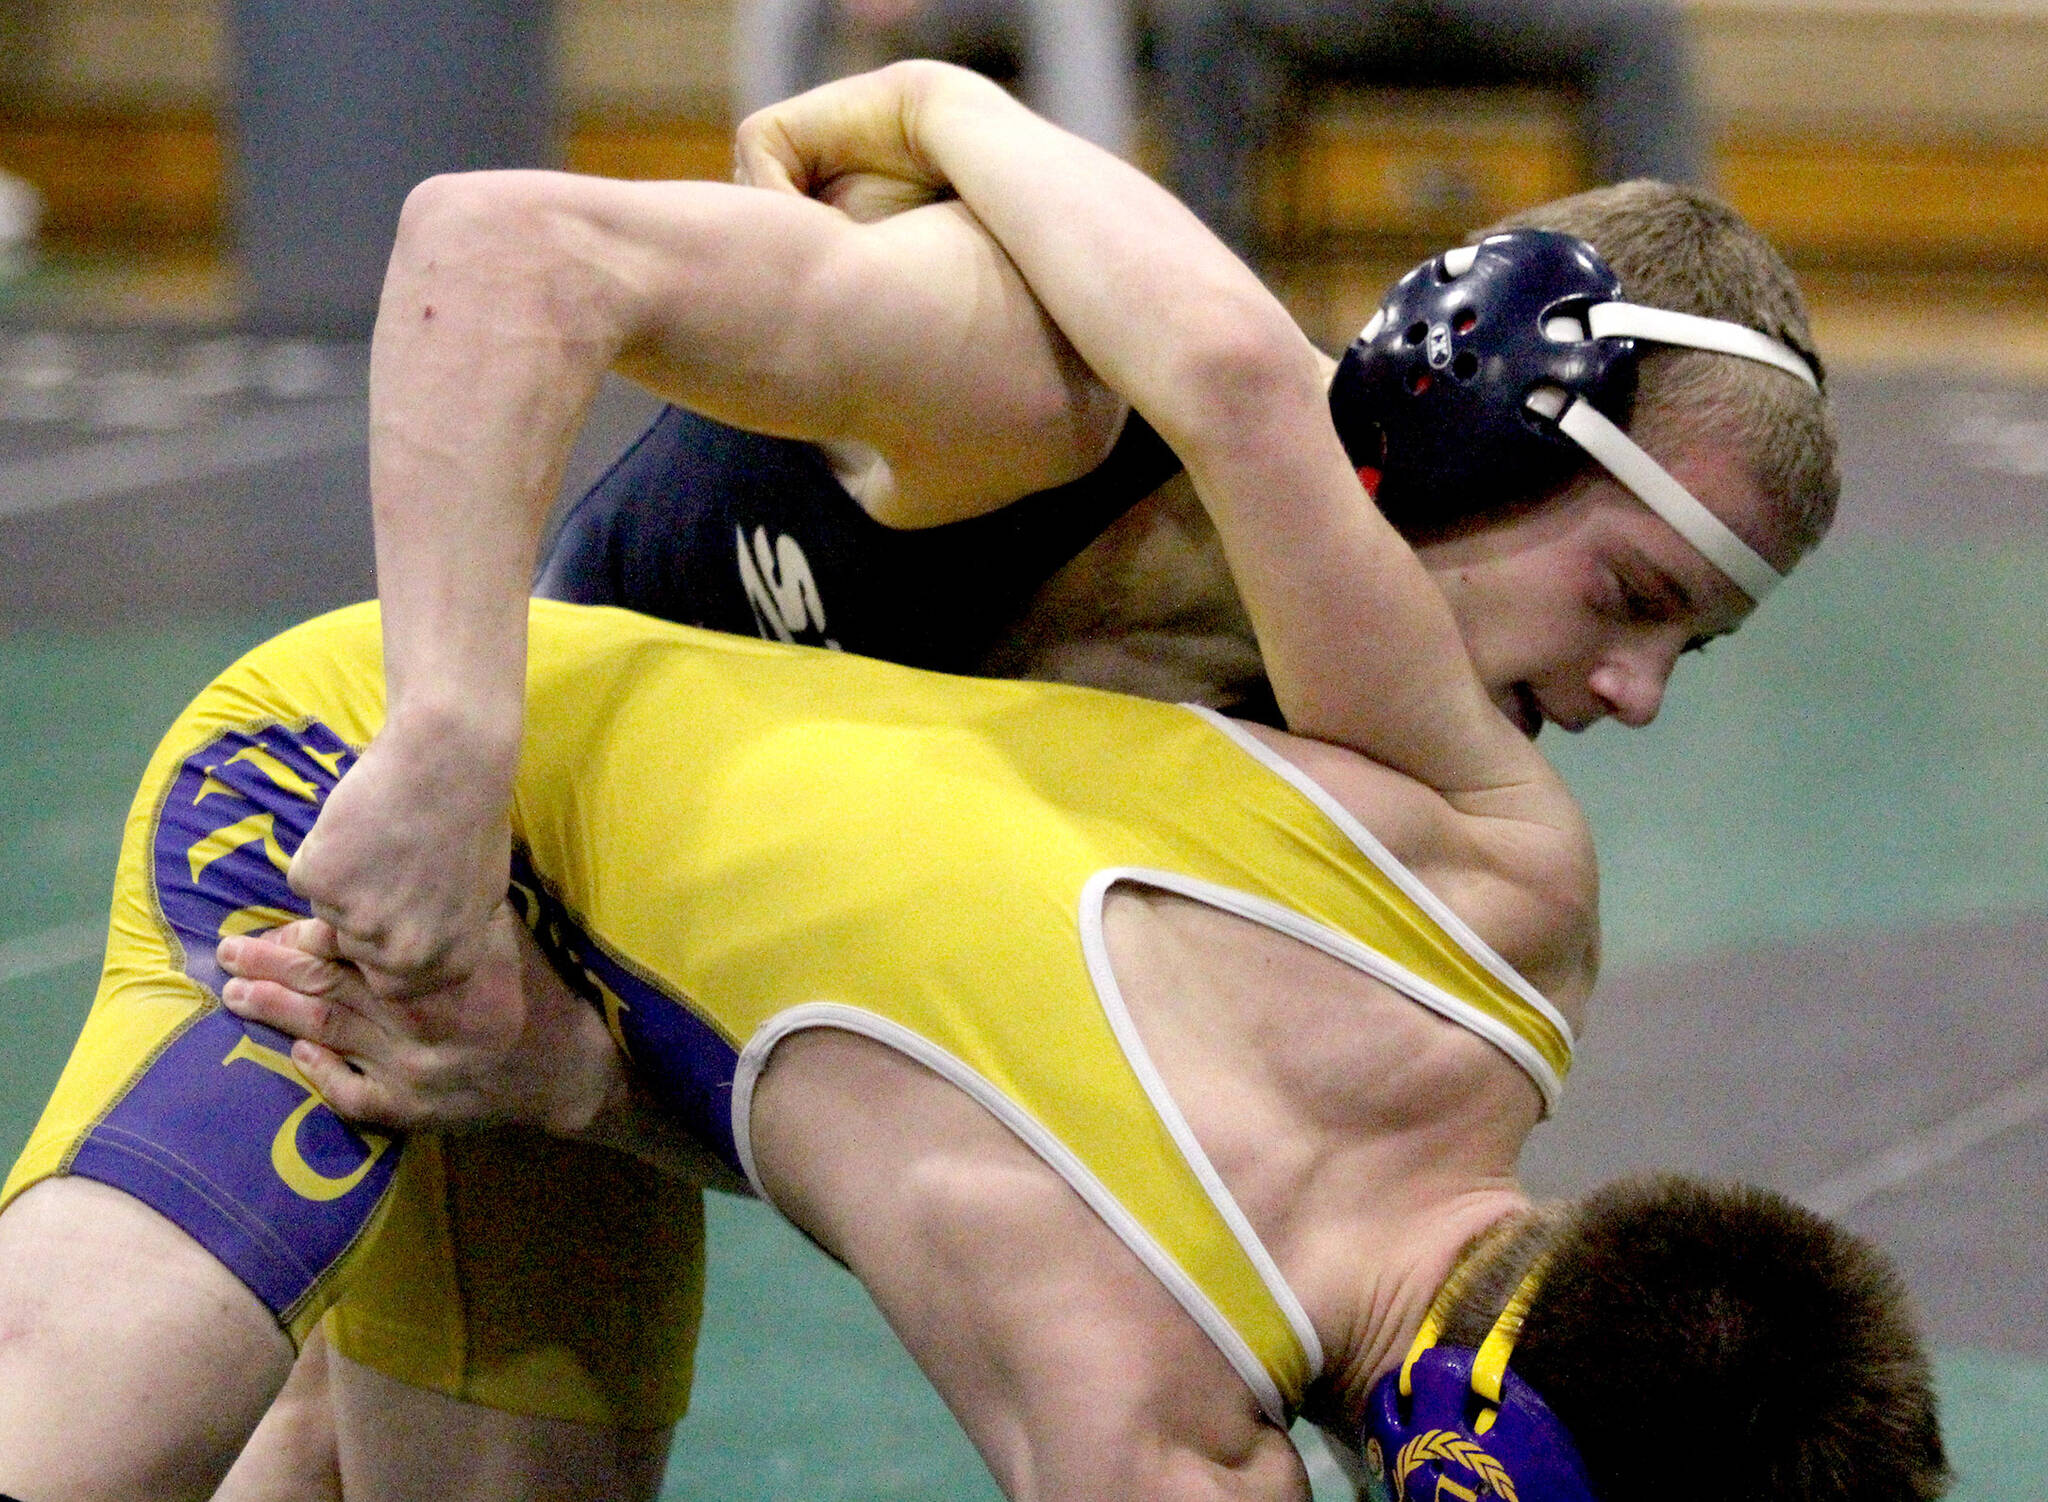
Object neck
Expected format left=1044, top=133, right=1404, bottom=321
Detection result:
left=1312, top=1186, right=1537, bottom=1433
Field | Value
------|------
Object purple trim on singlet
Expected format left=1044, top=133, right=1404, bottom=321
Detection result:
left=151, top=720, right=352, bottom=996
left=509, top=850, right=745, bottom=1174
left=61, top=715, right=746, bottom=1330
left=71, top=721, right=399, bottom=1324
left=71, top=1009, right=396, bottom=1319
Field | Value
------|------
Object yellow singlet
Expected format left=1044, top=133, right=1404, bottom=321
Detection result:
left=4, top=599, right=1574, bottom=1423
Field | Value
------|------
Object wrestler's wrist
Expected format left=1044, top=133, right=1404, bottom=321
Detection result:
left=377, top=693, right=524, bottom=782
left=539, top=1000, right=632, bottom=1137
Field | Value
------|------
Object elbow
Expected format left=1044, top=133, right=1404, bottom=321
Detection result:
left=1149, top=294, right=1325, bottom=460
left=386, top=170, right=535, bottom=288
left=380, top=171, right=637, bottom=353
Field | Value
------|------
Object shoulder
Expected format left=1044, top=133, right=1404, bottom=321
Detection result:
left=1242, top=726, right=1599, bottom=1015
left=1454, top=796, right=1600, bottom=1015
left=983, top=475, right=1267, bottom=704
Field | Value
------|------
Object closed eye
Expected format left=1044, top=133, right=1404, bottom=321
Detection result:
left=1611, top=572, right=1680, bottom=626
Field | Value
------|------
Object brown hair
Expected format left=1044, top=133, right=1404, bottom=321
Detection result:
left=1487, top=181, right=1839, bottom=562
left=1438, top=1177, right=1948, bottom=1502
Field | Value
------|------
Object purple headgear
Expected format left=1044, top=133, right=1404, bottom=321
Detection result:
left=1361, top=1258, right=1599, bottom=1502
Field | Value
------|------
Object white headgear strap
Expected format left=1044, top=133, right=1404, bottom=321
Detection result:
left=1526, top=302, right=1818, bottom=602
left=1586, top=303, right=1819, bottom=390
left=1531, top=391, right=1783, bottom=602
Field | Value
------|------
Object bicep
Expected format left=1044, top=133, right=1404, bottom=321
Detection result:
left=594, top=181, right=1124, bottom=526
left=848, top=1181, right=1311, bottom=1500
left=769, top=1045, right=1308, bottom=1501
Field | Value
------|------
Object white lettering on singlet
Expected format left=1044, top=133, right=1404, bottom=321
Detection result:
left=735, top=526, right=838, bottom=650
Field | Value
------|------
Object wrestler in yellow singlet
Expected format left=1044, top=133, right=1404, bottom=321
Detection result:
left=2, top=598, right=1574, bottom=1424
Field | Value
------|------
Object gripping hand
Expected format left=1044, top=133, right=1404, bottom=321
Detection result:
left=217, top=910, right=621, bottom=1137
left=735, top=61, right=972, bottom=222
left=284, top=716, right=515, bottom=1002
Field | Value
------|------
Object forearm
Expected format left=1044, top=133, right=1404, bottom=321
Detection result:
left=313, top=174, right=665, bottom=986
left=898, top=69, right=1302, bottom=471
left=890, top=66, right=1512, bottom=782
left=369, top=172, right=624, bottom=760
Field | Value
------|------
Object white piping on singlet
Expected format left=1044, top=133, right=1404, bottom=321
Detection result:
left=1182, top=705, right=1574, bottom=1112
left=730, top=1001, right=1295, bottom=1424
left=724, top=705, right=1575, bottom=1422
left=1076, top=866, right=1326, bottom=1385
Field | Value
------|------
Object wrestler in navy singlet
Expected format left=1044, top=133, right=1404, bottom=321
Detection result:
left=535, top=405, right=1183, bottom=669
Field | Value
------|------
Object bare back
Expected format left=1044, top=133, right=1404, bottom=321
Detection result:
left=746, top=718, right=1591, bottom=1498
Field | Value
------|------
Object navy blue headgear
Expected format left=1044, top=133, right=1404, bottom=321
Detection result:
left=1328, top=229, right=1636, bottom=533
left=1327, top=228, right=1821, bottom=605
left=1361, top=1257, right=1600, bottom=1502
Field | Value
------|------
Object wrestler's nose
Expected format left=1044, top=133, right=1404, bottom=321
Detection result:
left=1589, top=641, right=1677, bottom=729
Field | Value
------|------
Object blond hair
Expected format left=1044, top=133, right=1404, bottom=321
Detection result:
left=1488, top=181, right=1839, bottom=558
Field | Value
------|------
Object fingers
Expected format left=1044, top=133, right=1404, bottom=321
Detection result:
left=733, top=111, right=807, bottom=197
left=214, top=914, right=548, bottom=1137
left=222, top=901, right=567, bottom=1137
left=822, top=171, right=949, bottom=224
left=220, top=973, right=373, bottom=1060
left=281, top=729, right=517, bottom=992
left=218, top=927, right=346, bottom=994
left=280, top=900, right=483, bottom=1004
left=735, top=108, right=947, bottom=225
left=298, top=882, right=459, bottom=994
left=219, top=977, right=419, bottom=1131
left=219, top=926, right=383, bottom=1064
left=286, top=1040, right=410, bottom=1130
left=269, top=917, right=342, bottom=959
left=324, top=923, right=464, bottom=1002
left=734, top=65, right=948, bottom=204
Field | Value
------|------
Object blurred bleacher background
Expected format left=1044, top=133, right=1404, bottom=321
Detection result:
left=1, top=0, right=2046, bottom=357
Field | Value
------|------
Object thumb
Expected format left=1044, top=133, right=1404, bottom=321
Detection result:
left=733, top=112, right=807, bottom=196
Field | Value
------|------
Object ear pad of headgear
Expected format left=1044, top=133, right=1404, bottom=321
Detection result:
left=1328, top=228, right=1640, bottom=534
left=1362, top=1345, right=1600, bottom=1502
